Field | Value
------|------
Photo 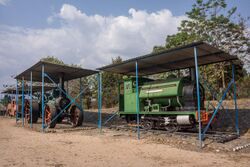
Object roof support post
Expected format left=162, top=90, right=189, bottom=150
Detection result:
left=194, top=46, right=202, bottom=148
left=30, top=71, right=33, bottom=128
left=80, top=78, right=84, bottom=121
left=97, top=72, right=102, bottom=131
left=41, top=64, right=45, bottom=131
left=232, top=64, right=239, bottom=135
left=135, top=61, right=140, bottom=140
left=16, top=79, right=19, bottom=123
left=21, top=76, right=24, bottom=127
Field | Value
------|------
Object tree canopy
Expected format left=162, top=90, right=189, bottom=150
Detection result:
left=153, top=0, right=249, bottom=98
left=153, top=0, right=249, bottom=72
left=41, top=56, right=65, bottom=65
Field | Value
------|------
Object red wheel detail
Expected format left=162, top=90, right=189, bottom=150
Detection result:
left=45, top=105, right=52, bottom=124
left=24, top=100, right=30, bottom=123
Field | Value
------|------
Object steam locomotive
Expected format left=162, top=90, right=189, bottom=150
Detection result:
left=119, top=75, right=212, bottom=132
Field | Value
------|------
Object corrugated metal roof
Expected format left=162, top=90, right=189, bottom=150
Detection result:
left=15, top=60, right=97, bottom=82
left=98, top=41, right=238, bottom=75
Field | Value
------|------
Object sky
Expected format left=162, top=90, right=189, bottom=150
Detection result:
left=0, top=0, right=249, bottom=92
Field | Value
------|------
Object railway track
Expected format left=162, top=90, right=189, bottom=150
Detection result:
left=107, top=124, right=239, bottom=143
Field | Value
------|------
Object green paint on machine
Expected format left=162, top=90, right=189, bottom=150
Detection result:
left=119, top=76, right=192, bottom=114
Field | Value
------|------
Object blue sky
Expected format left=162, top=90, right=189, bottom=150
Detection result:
left=0, top=0, right=249, bottom=28
left=0, top=0, right=249, bottom=92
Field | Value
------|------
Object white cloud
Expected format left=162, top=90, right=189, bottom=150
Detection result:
left=0, top=0, right=10, bottom=6
left=0, top=4, right=186, bottom=90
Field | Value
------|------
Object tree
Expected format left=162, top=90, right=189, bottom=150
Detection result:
left=153, top=0, right=249, bottom=92
left=153, top=32, right=198, bottom=53
left=179, top=0, right=249, bottom=69
left=41, top=56, right=64, bottom=65
left=102, top=56, right=123, bottom=108
left=0, top=94, right=11, bottom=106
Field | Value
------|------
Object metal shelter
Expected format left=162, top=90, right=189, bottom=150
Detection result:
left=15, top=60, right=98, bottom=130
left=98, top=41, right=240, bottom=148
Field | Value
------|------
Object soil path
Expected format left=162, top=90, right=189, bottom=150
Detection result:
left=0, top=117, right=249, bottom=167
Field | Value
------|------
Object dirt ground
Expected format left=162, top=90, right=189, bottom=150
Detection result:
left=0, top=117, right=249, bottom=167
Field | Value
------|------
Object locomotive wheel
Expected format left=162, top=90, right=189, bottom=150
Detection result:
left=44, top=104, right=57, bottom=128
left=25, top=101, right=39, bottom=124
left=70, top=105, right=83, bottom=127
left=141, top=120, right=153, bottom=130
left=165, top=124, right=178, bottom=132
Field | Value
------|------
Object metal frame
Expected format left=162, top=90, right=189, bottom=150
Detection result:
left=15, top=62, right=98, bottom=131
left=15, top=79, right=29, bottom=126
left=15, top=71, right=36, bottom=128
left=98, top=45, right=240, bottom=149
left=193, top=47, right=239, bottom=147
left=135, top=61, right=140, bottom=139
left=98, top=42, right=238, bottom=76
left=41, top=71, right=85, bottom=130
left=11, top=44, right=239, bottom=148
left=30, top=71, right=33, bottom=128
left=21, top=77, right=24, bottom=127
left=201, top=64, right=239, bottom=138
left=194, top=46, right=202, bottom=148
left=42, top=64, right=45, bottom=130
left=15, top=79, right=19, bottom=123
left=98, top=72, right=102, bottom=130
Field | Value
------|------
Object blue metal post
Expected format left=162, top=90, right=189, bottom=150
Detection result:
left=194, top=47, right=202, bottom=148
left=16, top=79, right=19, bottom=123
left=135, top=61, right=140, bottom=140
left=21, top=77, right=24, bottom=127
left=232, top=64, right=239, bottom=135
left=30, top=71, right=33, bottom=128
left=41, top=64, right=45, bottom=131
left=80, top=78, right=83, bottom=110
left=80, top=78, right=84, bottom=123
left=97, top=73, right=102, bottom=130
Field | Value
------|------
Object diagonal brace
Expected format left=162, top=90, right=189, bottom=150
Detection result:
left=46, top=88, right=85, bottom=128
left=202, top=80, right=234, bottom=139
left=44, top=73, right=82, bottom=110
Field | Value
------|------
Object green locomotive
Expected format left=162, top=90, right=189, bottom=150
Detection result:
left=119, top=76, right=211, bottom=131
